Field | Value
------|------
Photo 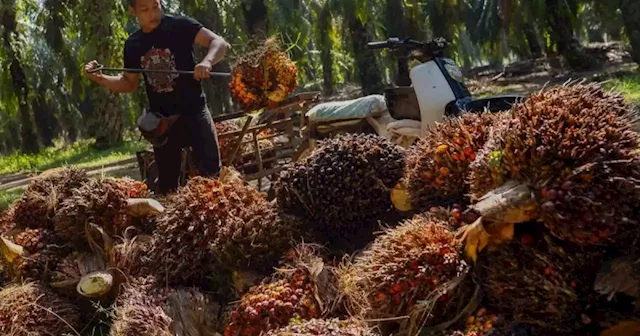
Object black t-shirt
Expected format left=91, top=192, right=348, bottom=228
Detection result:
left=124, top=14, right=206, bottom=116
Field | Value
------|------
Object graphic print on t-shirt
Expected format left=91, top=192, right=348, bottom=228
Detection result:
left=140, top=47, right=179, bottom=93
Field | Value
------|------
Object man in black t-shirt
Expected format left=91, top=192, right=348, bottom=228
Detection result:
left=84, top=0, right=228, bottom=195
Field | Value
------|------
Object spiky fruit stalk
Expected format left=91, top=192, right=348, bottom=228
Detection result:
left=275, top=133, right=405, bottom=252
left=0, top=203, right=16, bottom=235
left=224, top=245, right=331, bottom=336
left=464, top=83, right=640, bottom=257
left=337, top=214, right=471, bottom=335
left=480, top=230, right=604, bottom=333
left=265, top=318, right=379, bottom=335
left=53, top=177, right=149, bottom=247
left=12, top=166, right=90, bottom=230
left=0, top=282, right=82, bottom=335
left=446, top=308, right=508, bottom=336
left=404, top=112, right=500, bottom=211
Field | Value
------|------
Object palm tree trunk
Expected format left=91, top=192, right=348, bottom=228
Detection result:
left=312, top=1, right=334, bottom=94
left=386, top=0, right=410, bottom=87
left=1, top=1, right=40, bottom=153
left=545, top=0, right=597, bottom=70
left=242, top=0, right=268, bottom=40
left=83, top=0, right=125, bottom=149
left=620, top=0, right=640, bottom=64
left=343, top=0, right=384, bottom=95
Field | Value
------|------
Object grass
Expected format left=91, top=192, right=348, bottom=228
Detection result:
left=0, top=139, right=146, bottom=176
left=0, top=187, right=24, bottom=211
left=605, top=73, right=640, bottom=107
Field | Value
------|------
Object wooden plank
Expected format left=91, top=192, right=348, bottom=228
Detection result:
left=217, top=118, right=292, bottom=139
left=212, top=111, right=248, bottom=123
left=227, top=115, right=253, bottom=165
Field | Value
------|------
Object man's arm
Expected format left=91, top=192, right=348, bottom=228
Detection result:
left=193, top=28, right=229, bottom=80
left=84, top=60, right=140, bottom=93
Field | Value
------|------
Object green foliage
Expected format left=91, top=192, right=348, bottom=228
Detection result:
left=0, top=188, right=23, bottom=211
left=0, top=139, right=145, bottom=175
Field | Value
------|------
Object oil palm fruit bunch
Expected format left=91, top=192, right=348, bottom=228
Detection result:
left=216, top=120, right=241, bottom=161
left=461, top=83, right=640, bottom=261
left=480, top=228, right=605, bottom=333
left=0, top=282, right=82, bottom=335
left=12, top=166, right=89, bottom=230
left=403, top=112, right=501, bottom=211
left=149, top=169, right=269, bottom=286
left=212, top=202, right=303, bottom=275
left=445, top=308, right=508, bottom=336
left=224, top=245, right=331, bottom=336
left=265, top=318, right=379, bottom=336
left=275, top=133, right=405, bottom=251
left=230, top=37, right=298, bottom=111
left=0, top=203, right=16, bottom=235
left=0, top=228, right=69, bottom=282
left=110, top=275, right=223, bottom=336
left=53, top=177, right=150, bottom=247
left=337, top=213, right=470, bottom=335
left=110, top=276, right=172, bottom=336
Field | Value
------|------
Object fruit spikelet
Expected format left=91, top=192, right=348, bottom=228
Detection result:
left=0, top=282, right=82, bottom=335
left=446, top=308, right=507, bottom=336
left=480, top=230, right=604, bottom=332
left=229, top=37, right=298, bottom=111
left=337, top=213, right=470, bottom=335
left=405, top=112, right=500, bottom=210
left=53, top=177, right=149, bottom=247
left=275, top=133, right=405, bottom=252
left=13, top=166, right=90, bottom=230
left=265, top=318, right=379, bottom=335
left=468, top=83, right=640, bottom=246
left=224, top=245, right=330, bottom=336
left=0, top=204, right=16, bottom=236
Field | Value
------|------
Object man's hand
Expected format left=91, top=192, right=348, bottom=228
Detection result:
left=84, top=60, right=104, bottom=82
left=194, top=60, right=212, bottom=81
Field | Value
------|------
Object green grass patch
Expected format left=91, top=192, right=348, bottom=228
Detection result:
left=0, top=187, right=24, bottom=211
left=0, top=139, right=146, bottom=176
left=605, top=74, right=640, bottom=107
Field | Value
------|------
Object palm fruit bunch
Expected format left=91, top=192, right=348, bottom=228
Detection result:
left=53, top=177, right=149, bottom=247
left=110, top=276, right=172, bottom=336
left=12, top=166, right=89, bottom=229
left=444, top=308, right=509, bottom=336
left=479, top=228, right=605, bottom=333
left=0, top=282, right=82, bottom=335
left=265, top=318, right=380, bottom=336
left=149, top=170, right=279, bottom=286
left=0, top=227, right=70, bottom=282
left=0, top=203, right=16, bottom=235
left=211, top=201, right=303, bottom=274
left=404, top=112, right=501, bottom=211
left=216, top=120, right=241, bottom=161
left=110, top=275, right=223, bottom=336
left=229, top=37, right=298, bottom=111
left=275, top=133, right=405, bottom=251
left=337, top=213, right=470, bottom=335
left=224, top=245, right=329, bottom=336
left=468, top=83, right=640, bottom=247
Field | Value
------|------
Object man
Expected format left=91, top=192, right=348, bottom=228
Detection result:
left=84, top=0, right=228, bottom=195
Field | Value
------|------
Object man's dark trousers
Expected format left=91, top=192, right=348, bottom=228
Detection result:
left=153, top=107, right=221, bottom=195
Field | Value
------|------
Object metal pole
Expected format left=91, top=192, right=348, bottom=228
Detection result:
left=88, top=66, right=231, bottom=78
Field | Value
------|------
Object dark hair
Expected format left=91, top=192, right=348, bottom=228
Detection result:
left=128, top=0, right=136, bottom=7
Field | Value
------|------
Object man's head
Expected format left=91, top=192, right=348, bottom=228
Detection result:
left=128, top=0, right=163, bottom=32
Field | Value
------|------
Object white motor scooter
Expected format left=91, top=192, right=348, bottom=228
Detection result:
left=296, top=37, right=524, bottom=159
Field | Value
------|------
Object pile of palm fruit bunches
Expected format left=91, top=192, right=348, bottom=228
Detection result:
left=2, top=82, right=640, bottom=336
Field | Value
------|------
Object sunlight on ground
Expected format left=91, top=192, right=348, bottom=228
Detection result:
left=605, top=74, right=640, bottom=106
left=0, top=139, right=146, bottom=176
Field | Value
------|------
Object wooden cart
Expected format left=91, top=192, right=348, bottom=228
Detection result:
left=136, top=92, right=321, bottom=195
